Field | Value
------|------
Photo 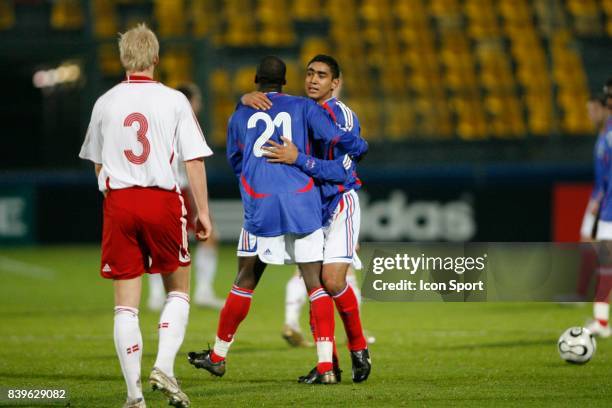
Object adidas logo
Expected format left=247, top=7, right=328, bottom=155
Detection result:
left=264, top=249, right=272, bottom=256
left=102, top=264, right=112, bottom=272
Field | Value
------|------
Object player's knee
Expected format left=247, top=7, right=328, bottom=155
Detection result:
left=322, top=273, right=345, bottom=295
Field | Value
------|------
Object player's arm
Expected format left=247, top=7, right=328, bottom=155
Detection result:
left=240, top=92, right=273, bottom=110
left=306, top=101, right=368, bottom=159
left=177, top=94, right=214, bottom=240
left=262, top=136, right=350, bottom=183
left=185, top=158, right=212, bottom=241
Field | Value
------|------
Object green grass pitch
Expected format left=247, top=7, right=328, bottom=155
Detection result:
left=1, top=245, right=611, bottom=407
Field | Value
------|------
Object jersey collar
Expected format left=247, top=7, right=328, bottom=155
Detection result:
left=123, top=75, right=156, bottom=83
left=324, top=96, right=337, bottom=104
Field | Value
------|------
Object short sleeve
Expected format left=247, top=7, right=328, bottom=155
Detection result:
left=78, top=98, right=104, bottom=164
left=176, top=95, right=213, bottom=161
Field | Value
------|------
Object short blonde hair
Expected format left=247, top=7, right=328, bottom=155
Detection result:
left=118, top=23, right=159, bottom=72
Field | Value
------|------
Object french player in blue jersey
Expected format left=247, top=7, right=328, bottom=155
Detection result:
left=244, top=55, right=371, bottom=383
left=567, top=96, right=609, bottom=306
left=188, top=56, right=368, bottom=384
left=589, top=80, right=612, bottom=338
left=580, top=96, right=610, bottom=241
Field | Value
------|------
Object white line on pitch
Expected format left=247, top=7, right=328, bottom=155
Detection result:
left=0, top=256, right=56, bottom=280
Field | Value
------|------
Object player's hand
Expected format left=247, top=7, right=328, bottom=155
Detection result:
left=195, top=211, right=212, bottom=241
left=262, top=136, right=298, bottom=164
left=241, top=92, right=272, bottom=110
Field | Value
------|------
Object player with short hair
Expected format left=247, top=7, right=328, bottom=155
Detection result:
left=148, top=83, right=224, bottom=311
left=247, top=54, right=371, bottom=382
left=590, top=79, right=612, bottom=338
left=79, top=23, right=213, bottom=408
left=187, top=55, right=368, bottom=384
left=564, top=95, right=611, bottom=307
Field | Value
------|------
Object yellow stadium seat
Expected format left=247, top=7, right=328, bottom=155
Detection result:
left=0, top=0, right=15, bottom=30
left=383, top=99, right=415, bottom=140
left=300, top=38, right=332, bottom=66
left=98, top=44, right=123, bottom=77
left=293, top=0, right=323, bottom=20
left=191, top=0, right=218, bottom=37
left=159, top=49, right=193, bottom=88
left=154, top=0, right=186, bottom=37
left=233, top=66, right=258, bottom=95
left=209, top=70, right=232, bottom=95
left=50, top=0, right=84, bottom=30
left=284, top=61, right=303, bottom=96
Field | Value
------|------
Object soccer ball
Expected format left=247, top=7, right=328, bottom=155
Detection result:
left=557, top=327, right=596, bottom=364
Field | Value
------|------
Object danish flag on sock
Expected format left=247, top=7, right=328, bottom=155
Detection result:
left=126, top=344, right=140, bottom=355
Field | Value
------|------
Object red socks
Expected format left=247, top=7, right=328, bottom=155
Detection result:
left=309, top=287, right=335, bottom=374
left=212, top=284, right=254, bottom=361
left=333, top=284, right=367, bottom=351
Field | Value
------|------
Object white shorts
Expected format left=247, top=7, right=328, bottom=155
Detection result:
left=236, top=228, right=324, bottom=265
left=323, top=189, right=361, bottom=266
left=596, top=220, right=612, bottom=240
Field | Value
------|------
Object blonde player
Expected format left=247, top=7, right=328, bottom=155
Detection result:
left=79, top=24, right=213, bottom=408
left=148, top=83, right=224, bottom=311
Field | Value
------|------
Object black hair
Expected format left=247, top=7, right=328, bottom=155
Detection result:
left=589, top=93, right=606, bottom=105
left=255, top=56, right=286, bottom=88
left=176, top=83, right=200, bottom=102
left=307, top=54, right=341, bottom=79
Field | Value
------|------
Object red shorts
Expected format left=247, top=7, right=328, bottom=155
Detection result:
left=101, top=187, right=190, bottom=280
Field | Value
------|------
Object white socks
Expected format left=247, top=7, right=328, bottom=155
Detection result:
left=594, top=302, right=610, bottom=326
left=194, top=244, right=219, bottom=299
left=213, top=336, right=233, bottom=359
left=114, top=306, right=143, bottom=400
left=285, top=274, right=307, bottom=330
left=153, top=291, right=190, bottom=378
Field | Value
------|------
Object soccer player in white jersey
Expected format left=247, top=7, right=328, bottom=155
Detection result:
left=148, top=83, right=224, bottom=311
left=79, top=24, right=213, bottom=408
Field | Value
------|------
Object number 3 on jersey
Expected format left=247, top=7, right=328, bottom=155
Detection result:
left=124, top=112, right=150, bottom=164
left=247, top=112, right=292, bottom=157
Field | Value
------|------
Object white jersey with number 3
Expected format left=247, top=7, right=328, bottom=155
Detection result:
left=79, top=75, right=213, bottom=193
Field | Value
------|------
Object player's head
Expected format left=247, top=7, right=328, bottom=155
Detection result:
left=305, top=54, right=340, bottom=103
left=118, top=23, right=159, bottom=74
left=177, top=83, right=202, bottom=115
left=587, top=94, right=607, bottom=129
left=255, top=56, right=286, bottom=92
